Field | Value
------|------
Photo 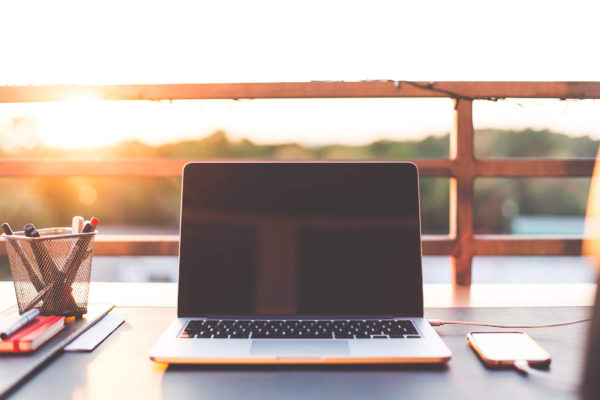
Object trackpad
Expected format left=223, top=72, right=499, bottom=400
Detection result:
left=251, top=340, right=350, bottom=356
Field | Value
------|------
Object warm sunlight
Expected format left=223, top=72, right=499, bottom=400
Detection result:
left=48, top=96, right=103, bottom=149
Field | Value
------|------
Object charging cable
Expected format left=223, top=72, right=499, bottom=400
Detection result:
left=514, top=360, right=578, bottom=391
left=427, top=318, right=591, bottom=328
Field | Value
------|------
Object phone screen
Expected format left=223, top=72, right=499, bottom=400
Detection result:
left=468, top=332, right=551, bottom=365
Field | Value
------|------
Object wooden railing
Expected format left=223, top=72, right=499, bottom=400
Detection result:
left=1, top=81, right=599, bottom=286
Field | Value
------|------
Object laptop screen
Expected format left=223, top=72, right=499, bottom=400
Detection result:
left=178, top=162, right=424, bottom=317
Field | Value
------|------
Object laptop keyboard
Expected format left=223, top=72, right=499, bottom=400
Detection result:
left=179, top=319, right=420, bottom=339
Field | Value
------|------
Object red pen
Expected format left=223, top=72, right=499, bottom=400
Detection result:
left=89, top=217, right=99, bottom=231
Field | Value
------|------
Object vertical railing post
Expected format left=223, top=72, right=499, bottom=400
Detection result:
left=450, top=98, right=475, bottom=286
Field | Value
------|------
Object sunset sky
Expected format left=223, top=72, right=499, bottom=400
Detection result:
left=1, top=0, right=599, bottom=149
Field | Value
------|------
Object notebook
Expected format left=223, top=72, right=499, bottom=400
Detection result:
left=0, top=316, right=64, bottom=353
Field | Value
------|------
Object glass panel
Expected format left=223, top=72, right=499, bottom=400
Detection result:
left=0, top=98, right=452, bottom=158
left=473, top=256, right=597, bottom=283
left=474, top=178, right=590, bottom=235
left=0, top=178, right=181, bottom=234
left=420, top=178, right=449, bottom=235
left=90, top=257, right=178, bottom=283
left=474, top=99, right=600, bottom=158
left=0, top=255, right=180, bottom=283
left=422, top=256, right=451, bottom=284
left=0, top=177, right=449, bottom=235
left=4, top=255, right=596, bottom=284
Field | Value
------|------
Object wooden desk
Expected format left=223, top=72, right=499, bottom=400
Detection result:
left=4, top=305, right=592, bottom=400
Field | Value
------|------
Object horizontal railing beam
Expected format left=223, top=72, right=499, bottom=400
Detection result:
left=474, top=235, right=583, bottom=256
left=0, top=235, right=180, bottom=257
left=2, top=235, right=585, bottom=257
left=1, top=81, right=600, bottom=103
left=0, top=159, right=454, bottom=178
left=93, top=235, right=180, bottom=256
left=475, top=159, right=596, bottom=177
left=0, top=158, right=593, bottom=178
left=0, top=159, right=190, bottom=178
left=0, top=235, right=455, bottom=257
left=421, top=235, right=456, bottom=255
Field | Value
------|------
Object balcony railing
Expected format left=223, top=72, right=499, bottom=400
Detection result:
left=1, top=81, right=598, bottom=286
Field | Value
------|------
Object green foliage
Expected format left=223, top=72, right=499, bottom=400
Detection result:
left=0, top=128, right=597, bottom=236
left=475, top=128, right=599, bottom=158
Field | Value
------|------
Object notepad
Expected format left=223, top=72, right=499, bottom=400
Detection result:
left=64, top=313, right=126, bottom=352
left=0, top=316, right=64, bottom=353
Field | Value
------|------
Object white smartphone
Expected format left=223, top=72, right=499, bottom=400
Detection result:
left=467, top=331, right=552, bottom=367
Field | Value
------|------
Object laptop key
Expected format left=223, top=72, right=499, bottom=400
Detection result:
left=230, top=331, right=251, bottom=339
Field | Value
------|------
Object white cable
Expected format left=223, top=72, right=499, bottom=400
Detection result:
left=513, top=360, right=578, bottom=391
left=513, top=360, right=549, bottom=377
left=427, top=318, right=591, bottom=328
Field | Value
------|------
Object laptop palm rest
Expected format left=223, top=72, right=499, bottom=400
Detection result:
left=250, top=340, right=350, bottom=356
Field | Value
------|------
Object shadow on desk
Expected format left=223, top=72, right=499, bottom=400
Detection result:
left=162, top=363, right=450, bottom=400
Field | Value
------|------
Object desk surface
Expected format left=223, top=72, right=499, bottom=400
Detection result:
left=5, top=306, right=592, bottom=400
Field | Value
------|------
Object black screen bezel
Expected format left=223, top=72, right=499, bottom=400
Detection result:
left=177, top=161, right=424, bottom=318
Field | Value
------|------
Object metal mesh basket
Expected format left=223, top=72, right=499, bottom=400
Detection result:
left=3, top=227, right=96, bottom=316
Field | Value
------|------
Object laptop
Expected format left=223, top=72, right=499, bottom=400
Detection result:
left=150, top=161, right=451, bottom=364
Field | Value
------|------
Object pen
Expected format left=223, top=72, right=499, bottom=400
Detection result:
left=1, top=223, right=12, bottom=236
left=24, top=223, right=62, bottom=283
left=0, top=308, right=41, bottom=340
left=2, top=223, right=45, bottom=292
left=25, top=223, right=50, bottom=287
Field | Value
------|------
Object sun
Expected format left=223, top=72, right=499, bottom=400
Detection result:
left=37, top=96, right=100, bottom=150
left=37, top=96, right=136, bottom=150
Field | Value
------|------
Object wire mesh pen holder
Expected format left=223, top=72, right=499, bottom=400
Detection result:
left=3, top=228, right=96, bottom=316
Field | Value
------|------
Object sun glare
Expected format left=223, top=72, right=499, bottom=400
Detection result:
left=78, top=184, right=98, bottom=206
left=38, top=96, right=104, bottom=150
left=67, top=95, right=100, bottom=103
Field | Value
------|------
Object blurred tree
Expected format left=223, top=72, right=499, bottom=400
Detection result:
left=0, top=128, right=597, bottom=236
